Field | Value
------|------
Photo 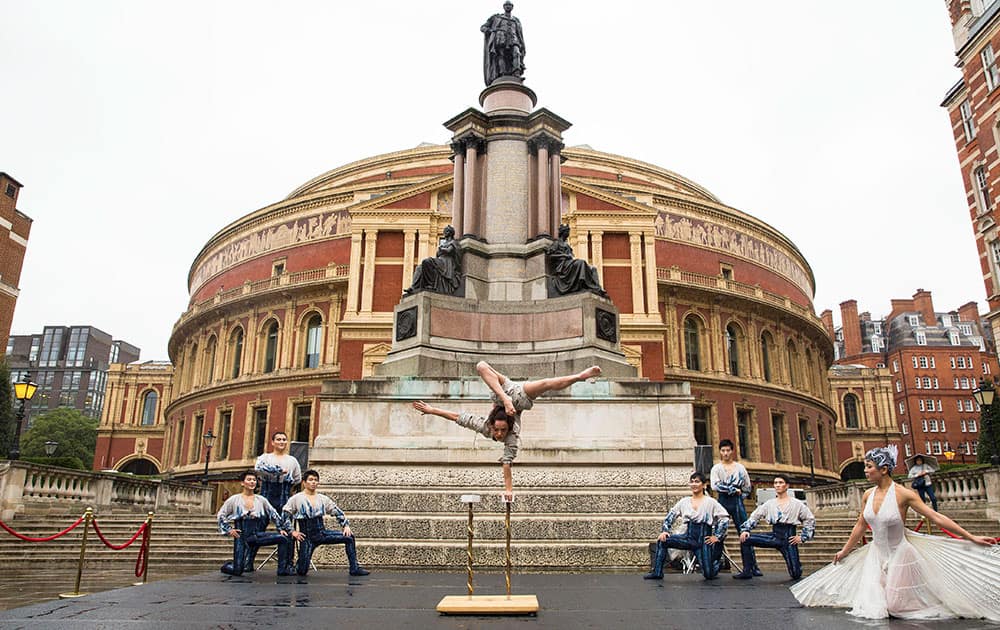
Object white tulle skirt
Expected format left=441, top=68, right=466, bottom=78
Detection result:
left=791, top=531, right=1000, bottom=621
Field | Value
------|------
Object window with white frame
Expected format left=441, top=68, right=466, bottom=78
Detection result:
left=944, top=440, right=951, bottom=452
left=970, top=419, right=978, bottom=432
left=922, top=419, right=929, bottom=432
left=930, top=357, right=936, bottom=368
left=973, top=442, right=979, bottom=454
left=908, top=315, right=920, bottom=327
left=924, top=377, right=933, bottom=388
left=975, top=166, right=992, bottom=213
left=902, top=421, right=909, bottom=435
left=963, top=442, right=972, bottom=455
left=905, top=443, right=913, bottom=457
left=961, top=376, right=971, bottom=389
left=951, top=357, right=957, bottom=369
left=870, top=338, right=881, bottom=353
left=960, top=323, right=973, bottom=336
left=925, top=441, right=932, bottom=453
left=912, top=356, right=919, bottom=368
left=958, top=399, right=964, bottom=412
left=942, top=314, right=953, bottom=328
left=899, top=401, right=905, bottom=414
left=954, top=377, right=961, bottom=389
left=872, top=322, right=882, bottom=335
left=933, top=441, right=943, bottom=455
left=949, top=331, right=961, bottom=345
left=941, top=420, right=946, bottom=432
left=919, top=400, right=926, bottom=411
left=919, top=356, right=929, bottom=368
left=929, top=419, right=939, bottom=432
left=985, top=362, right=991, bottom=374
left=934, top=378, right=939, bottom=389
left=962, top=419, right=968, bottom=432
left=937, top=399, right=943, bottom=411
left=893, top=360, right=899, bottom=373
left=965, top=399, right=975, bottom=411
left=915, top=378, right=922, bottom=389
left=984, top=44, right=1000, bottom=90
left=916, top=331, right=927, bottom=345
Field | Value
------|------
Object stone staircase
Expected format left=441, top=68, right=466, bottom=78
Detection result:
left=2, top=492, right=997, bottom=577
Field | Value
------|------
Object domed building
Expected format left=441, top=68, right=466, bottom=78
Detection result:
left=124, top=141, right=840, bottom=484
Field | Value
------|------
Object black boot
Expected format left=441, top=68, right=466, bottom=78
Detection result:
left=643, top=542, right=666, bottom=579
left=345, top=537, right=370, bottom=576
left=732, top=542, right=755, bottom=579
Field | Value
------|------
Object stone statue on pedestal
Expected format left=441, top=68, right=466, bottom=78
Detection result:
left=481, top=1, right=525, bottom=86
left=405, top=225, right=464, bottom=297
left=546, top=224, right=607, bottom=297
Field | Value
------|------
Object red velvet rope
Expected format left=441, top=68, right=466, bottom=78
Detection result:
left=91, top=518, right=147, bottom=550
left=936, top=524, right=1000, bottom=544
left=0, top=514, right=84, bottom=542
left=134, top=523, right=150, bottom=578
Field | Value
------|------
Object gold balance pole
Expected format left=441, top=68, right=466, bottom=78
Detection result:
left=60, top=507, right=92, bottom=598
left=437, top=494, right=539, bottom=615
left=134, top=511, right=153, bottom=586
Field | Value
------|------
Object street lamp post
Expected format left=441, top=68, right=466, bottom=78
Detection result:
left=9, top=373, right=38, bottom=460
left=803, top=432, right=817, bottom=487
left=44, top=440, right=58, bottom=456
left=202, top=429, right=216, bottom=484
left=972, top=379, right=1000, bottom=466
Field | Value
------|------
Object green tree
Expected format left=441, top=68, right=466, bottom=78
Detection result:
left=0, top=359, right=12, bottom=457
left=979, top=403, right=1000, bottom=465
left=20, top=407, right=98, bottom=467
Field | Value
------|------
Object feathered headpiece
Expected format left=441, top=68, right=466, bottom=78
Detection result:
left=864, top=444, right=898, bottom=472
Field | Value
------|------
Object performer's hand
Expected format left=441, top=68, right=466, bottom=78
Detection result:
left=343, top=526, right=353, bottom=538
left=292, top=531, right=305, bottom=542
left=229, top=529, right=241, bottom=539
left=413, top=401, right=432, bottom=414
left=657, top=532, right=668, bottom=542
left=501, top=395, right=516, bottom=417
left=789, top=535, right=802, bottom=546
left=704, top=535, right=720, bottom=545
left=279, top=530, right=288, bottom=537
left=503, top=490, right=513, bottom=502
left=970, top=535, right=996, bottom=546
left=739, top=531, right=750, bottom=543
left=833, top=548, right=850, bottom=563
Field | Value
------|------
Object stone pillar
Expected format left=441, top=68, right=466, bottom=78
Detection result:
left=451, top=145, right=465, bottom=237
left=402, top=229, right=416, bottom=292
left=463, top=143, right=478, bottom=237
left=327, top=293, right=341, bottom=365
left=360, top=231, right=378, bottom=314
left=549, top=153, right=562, bottom=233
left=629, top=232, right=644, bottom=314
left=346, top=233, right=363, bottom=315
left=591, top=232, right=604, bottom=284
left=535, top=141, right=549, bottom=237
left=643, top=232, right=658, bottom=316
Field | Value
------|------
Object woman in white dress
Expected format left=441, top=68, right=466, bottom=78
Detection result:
left=791, top=446, right=1000, bottom=621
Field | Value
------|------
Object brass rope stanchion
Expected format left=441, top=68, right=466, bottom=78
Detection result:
left=60, top=507, right=93, bottom=599
left=437, top=494, right=538, bottom=615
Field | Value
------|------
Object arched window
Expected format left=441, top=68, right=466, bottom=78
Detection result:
left=683, top=316, right=701, bottom=371
left=230, top=328, right=244, bottom=379
left=263, top=321, right=279, bottom=373
left=760, top=331, right=773, bottom=383
left=786, top=340, right=799, bottom=388
left=843, top=393, right=860, bottom=429
left=304, top=314, right=322, bottom=368
left=726, top=323, right=740, bottom=376
left=141, top=390, right=158, bottom=426
left=204, top=336, right=217, bottom=384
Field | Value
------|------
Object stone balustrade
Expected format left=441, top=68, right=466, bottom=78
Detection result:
left=806, top=467, right=1000, bottom=521
left=0, top=461, right=213, bottom=521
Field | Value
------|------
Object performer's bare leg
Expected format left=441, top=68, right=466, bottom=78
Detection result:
left=521, top=366, right=601, bottom=400
left=477, top=361, right=602, bottom=415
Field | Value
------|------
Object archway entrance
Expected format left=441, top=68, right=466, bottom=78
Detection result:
left=119, top=458, right=159, bottom=476
left=840, top=461, right=865, bottom=481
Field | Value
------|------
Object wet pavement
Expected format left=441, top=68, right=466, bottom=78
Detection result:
left=0, top=569, right=997, bottom=629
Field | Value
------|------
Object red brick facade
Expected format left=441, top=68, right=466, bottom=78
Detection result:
left=0, top=173, right=32, bottom=352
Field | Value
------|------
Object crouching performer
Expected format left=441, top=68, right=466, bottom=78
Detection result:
left=733, top=474, right=815, bottom=580
left=283, top=469, right=370, bottom=577
left=644, top=471, right=730, bottom=581
left=217, top=470, right=293, bottom=576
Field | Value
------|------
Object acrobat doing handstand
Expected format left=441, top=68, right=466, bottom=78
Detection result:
left=413, top=361, right=601, bottom=500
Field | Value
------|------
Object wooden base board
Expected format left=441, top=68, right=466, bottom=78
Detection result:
left=436, top=594, right=540, bottom=615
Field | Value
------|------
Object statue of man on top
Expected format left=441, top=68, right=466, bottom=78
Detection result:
left=481, top=1, right=526, bottom=86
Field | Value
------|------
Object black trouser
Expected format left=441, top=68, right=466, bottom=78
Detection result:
left=296, top=516, right=361, bottom=576
left=739, top=523, right=802, bottom=579
left=221, top=516, right=293, bottom=576
left=649, top=522, right=723, bottom=580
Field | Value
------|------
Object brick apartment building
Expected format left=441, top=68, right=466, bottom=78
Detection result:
left=0, top=173, right=33, bottom=352
left=942, top=0, right=1000, bottom=347
left=831, top=289, right=998, bottom=468
left=6, top=326, right=140, bottom=429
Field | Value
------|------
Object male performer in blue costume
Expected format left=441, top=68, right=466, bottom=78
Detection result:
left=283, top=469, right=370, bottom=577
left=255, top=431, right=302, bottom=511
left=710, top=438, right=761, bottom=576
left=216, top=470, right=293, bottom=576
left=644, top=471, right=731, bottom=580
left=733, top=474, right=815, bottom=580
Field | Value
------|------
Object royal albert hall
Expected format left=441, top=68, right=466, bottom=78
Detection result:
left=131, top=142, right=839, bottom=485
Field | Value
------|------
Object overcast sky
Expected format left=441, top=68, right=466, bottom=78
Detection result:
left=0, top=1, right=979, bottom=361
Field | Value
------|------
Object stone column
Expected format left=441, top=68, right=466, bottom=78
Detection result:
left=591, top=232, right=604, bottom=284
left=451, top=143, right=465, bottom=237
left=360, top=231, right=378, bottom=314
left=463, top=143, right=478, bottom=237
left=629, top=232, right=644, bottom=314
left=535, top=140, right=549, bottom=237
left=402, top=229, right=416, bottom=292
left=549, top=153, right=562, bottom=233
left=346, top=233, right=363, bottom=315
left=327, top=293, right=342, bottom=366
left=643, top=232, right=658, bottom=316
